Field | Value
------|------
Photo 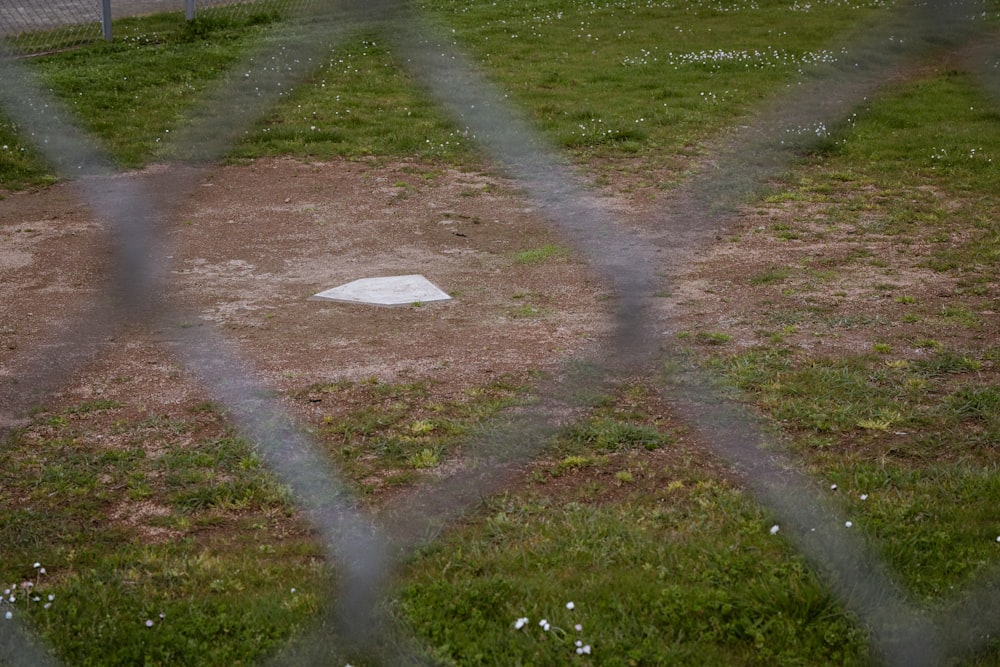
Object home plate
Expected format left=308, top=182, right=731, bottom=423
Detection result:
left=313, top=275, right=451, bottom=306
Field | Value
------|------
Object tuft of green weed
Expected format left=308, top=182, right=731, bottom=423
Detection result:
left=513, top=244, right=570, bottom=265
left=749, top=267, right=791, bottom=286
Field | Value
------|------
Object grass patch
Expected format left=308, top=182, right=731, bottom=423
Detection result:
left=749, top=266, right=791, bottom=286
left=399, top=484, right=868, bottom=665
left=311, top=376, right=527, bottom=492
left=3, top=0, right=900, bottom=188
left=513, top=244, right=570, bottom=265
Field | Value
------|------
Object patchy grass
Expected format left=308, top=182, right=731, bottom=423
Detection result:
left=0, top=399, right=326, bottom=665
left=513, top=244, right=571, bottom=265
left=308, top=375, right=526, bottom=495
left=674, top=38, right=1000, bottom=665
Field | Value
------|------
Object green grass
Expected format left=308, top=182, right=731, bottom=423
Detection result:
left=0, top=400, right=326, bottom=665
left=513, top=244, right=570, bottom=265
left=310, top=375, right=526, bottom=493
left=2, top=0, right=901, bottom=188
left=400, top=483, right=868, bottom=666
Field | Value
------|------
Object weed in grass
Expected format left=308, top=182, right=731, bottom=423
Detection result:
left=614, top=470, right=634, bottom=484
left=1, top=562, right=55, bottom=621
left=910, top=350, right=981, bottom=377
left=695, top=330, right=733, bottom=345
left=510, top=303, right=542, bottom=318
left=945, top=386, right=1000, bottom=422
left=513, top=244, right=569, bottom=265
left=407, top=447, right=441, bottom=469
left=749, top=266, right=791, bottom=286
left=559, top=418, right=669, bottom=454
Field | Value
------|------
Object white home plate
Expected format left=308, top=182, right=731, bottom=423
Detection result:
left=313, top=275, right=451, bottom=306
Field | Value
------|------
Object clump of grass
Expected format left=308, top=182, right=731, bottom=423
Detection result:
left=513, top=244, right=570, bottom=265
left=399, top=485, right=868, bottom=665
left=559, top=418, right=669, bottom=453
left=749, top=266, right=791, bottom=286
left=696, top=331, right=733, bottom=345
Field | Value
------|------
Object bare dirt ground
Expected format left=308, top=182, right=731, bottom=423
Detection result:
left=3, top=155, right=994, bottom=436
left=0, top=158, right=622, bottom=421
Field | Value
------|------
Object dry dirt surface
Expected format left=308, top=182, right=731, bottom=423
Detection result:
left=3, top=155, right=994, bottom=467
left=1, top=157, right=625, bottom=420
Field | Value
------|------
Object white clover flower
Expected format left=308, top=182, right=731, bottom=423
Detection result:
left=33, top=563, right=40, bottom=569
left=48, top=595, right=55, bottom=602
left=845, top=521, right=853, bottom=528
left=575, top=623, right=583, bottom=632
left=145, top=620, right=154, bottom=628
left=514, top=617, right=529, bottom=630
left=770, top=524, right=780, bottom=535
left=4, top=611, right=11, bottom=620
left=860, top=494, right=869, bottom=501
left=43, top=603, right=52, bottom=610
left=566, top=601, right=575, bottom=610
left=539, top=619, right=550, bottom=631
left=830, top=484, right=837, bottom=490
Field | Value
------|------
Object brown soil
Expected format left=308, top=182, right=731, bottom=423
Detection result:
left=1, top=157, right=618, bottom=412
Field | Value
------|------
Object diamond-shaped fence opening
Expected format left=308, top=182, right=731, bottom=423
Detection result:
left=1, top=0, right=999, bottom=664
left=0, top=0, right=103, bottom=56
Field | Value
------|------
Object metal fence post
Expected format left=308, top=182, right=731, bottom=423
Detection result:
left=186, top=0, right=196, bottom=21
left=101, top=0, right=112, bottom=40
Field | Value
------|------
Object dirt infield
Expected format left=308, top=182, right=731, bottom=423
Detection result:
left=0, top=158, right=622, bottom=413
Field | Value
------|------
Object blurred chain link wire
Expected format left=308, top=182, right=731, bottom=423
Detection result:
left=2, top=0, right=1000, bottom=664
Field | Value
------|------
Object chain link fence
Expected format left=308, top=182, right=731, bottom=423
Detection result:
left=0, top=0, right=103, bottom=55
left=0, top=0, right=311, bottom=56
left=1, top=0, right=1000, bottom=664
